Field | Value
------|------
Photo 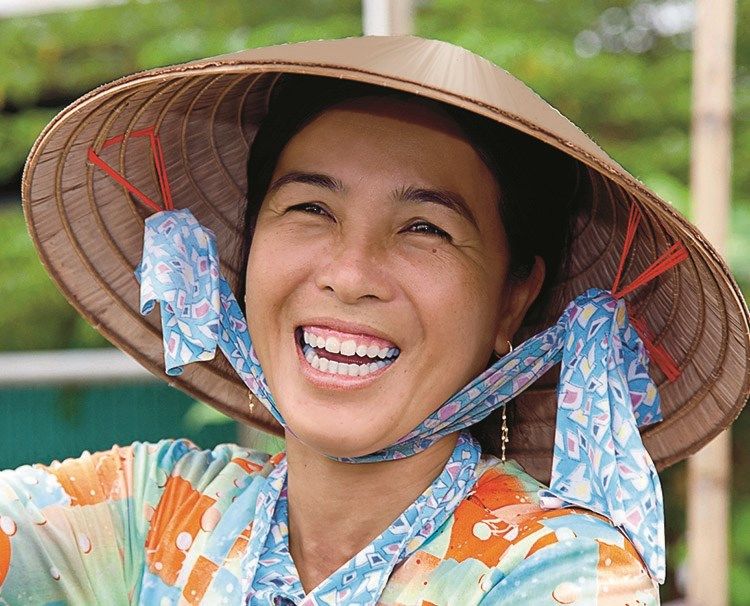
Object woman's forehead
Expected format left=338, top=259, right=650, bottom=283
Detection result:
left=293, top=96, right=471, bottom=149
left=273, top=97, right=500, bottom=199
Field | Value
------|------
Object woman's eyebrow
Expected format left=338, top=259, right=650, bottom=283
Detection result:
left=394, top=185, right=479, bottom=229
left=267, top=171, right=344, bottom=195
left=267, top=171, right=478, bottom=229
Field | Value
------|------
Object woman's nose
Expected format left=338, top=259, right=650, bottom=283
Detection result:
left=314, top=234, right=393, bottom=304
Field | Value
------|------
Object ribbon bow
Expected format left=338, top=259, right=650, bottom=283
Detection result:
left=538, top=291, right=666, bottom=581
left=134, top=209, right=277, bottom=415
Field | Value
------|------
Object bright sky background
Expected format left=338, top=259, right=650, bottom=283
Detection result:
left=0, top=0, right=137, bottom=18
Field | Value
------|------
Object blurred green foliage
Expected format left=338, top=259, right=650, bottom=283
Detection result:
left=1, top=0, right=749, bottom=601
left=0, top=206, right=110, bottom=349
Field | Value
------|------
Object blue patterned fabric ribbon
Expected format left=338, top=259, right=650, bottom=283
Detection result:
left=135, top=208, right=667, bottom=584
left=135, top=209, right=277, bottom=416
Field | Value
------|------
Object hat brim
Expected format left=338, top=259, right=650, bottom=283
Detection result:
left=22, top=35, right=750, bottom=483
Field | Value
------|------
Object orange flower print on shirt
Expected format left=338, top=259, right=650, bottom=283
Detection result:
left=145, top=475, right=216, bottom=585
left=39, top=446, right=134, bottom=506
left=231, top=457, right=263, bottom=475
left=182, top=555, right=221, bottom=604
left=444, top=466, right=538, bottom=566
left=226, top=523, right=253, bottom=562
left=0, top=515, right=15, bottom=588
left=596, top=539, right=656, bottom=603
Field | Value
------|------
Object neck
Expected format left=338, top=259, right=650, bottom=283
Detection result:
left=284, top=431, right=460, bottom=594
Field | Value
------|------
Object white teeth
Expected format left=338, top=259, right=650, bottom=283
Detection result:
left=340, top=339, right=357, bottom=356
left=301, top=343, right=396, bottom=378
left=301, top=329, right=401, bottom=363
left=325, top=336, right=340, bottom=354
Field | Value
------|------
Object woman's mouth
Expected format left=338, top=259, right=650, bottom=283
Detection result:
left=294, top=325, right=400, bottom=386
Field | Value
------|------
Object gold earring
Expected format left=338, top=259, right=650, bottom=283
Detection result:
left=501, top=402, right=509, bottom=463
left=248, top=391, right=256, bottom=413
left=493, top=340, right=514, bottom=359
left=492, top=341, right=513, bottom=463
left=502, top=341, right=512, bottom=463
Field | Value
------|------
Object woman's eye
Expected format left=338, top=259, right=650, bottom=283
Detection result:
left=405, top=221, right=452, bottom=241
left=287, top=202, right=331, bottom=217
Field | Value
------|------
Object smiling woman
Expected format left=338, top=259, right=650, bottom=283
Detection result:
left=4, top=35, right=750, bottom=606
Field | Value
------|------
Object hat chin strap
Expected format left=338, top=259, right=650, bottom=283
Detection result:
left=92, top=128, right=686, bottom=584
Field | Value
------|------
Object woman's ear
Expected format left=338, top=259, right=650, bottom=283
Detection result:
left=494, top=255, right=545, bottom=352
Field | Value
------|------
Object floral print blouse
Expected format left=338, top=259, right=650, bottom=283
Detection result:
left=0, top=439, right=659, bottom=605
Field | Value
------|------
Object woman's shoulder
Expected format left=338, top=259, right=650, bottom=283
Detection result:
left=114, top=438, right=277, bottom=476
left=1, top=438, right=278, bottom=508
left=381, top=455, right=659, bottom=605
left=455, top=455, right=649, bottom=559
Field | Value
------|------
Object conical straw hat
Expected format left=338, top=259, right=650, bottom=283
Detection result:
left=22, top=35, right=750, bottom=483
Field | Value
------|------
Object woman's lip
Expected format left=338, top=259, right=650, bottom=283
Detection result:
left=296, top=317, right=399, bottom=349
left=294, top=334, right=395, bottom=390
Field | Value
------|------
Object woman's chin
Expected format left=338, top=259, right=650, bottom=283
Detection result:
left=283, top=415, right=398, bottom=459
left=272, top=386, right=407, bottom=458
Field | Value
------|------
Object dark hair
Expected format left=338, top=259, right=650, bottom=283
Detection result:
left=235, top=74, right=588, bottom=456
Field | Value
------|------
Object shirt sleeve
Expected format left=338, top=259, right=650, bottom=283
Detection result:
left=479, top=530, right=660, bottom=606
left=0, top=439, right=240, bottom=605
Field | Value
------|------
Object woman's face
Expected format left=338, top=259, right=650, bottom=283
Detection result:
left=245, top=96, right=543, bottom=457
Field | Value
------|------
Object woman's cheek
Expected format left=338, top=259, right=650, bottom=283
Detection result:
left=250, top=227, right=324, bottom=291
left=414, top=263, right=496, bottom=369
left=399, top=244, right=491, bottom=311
